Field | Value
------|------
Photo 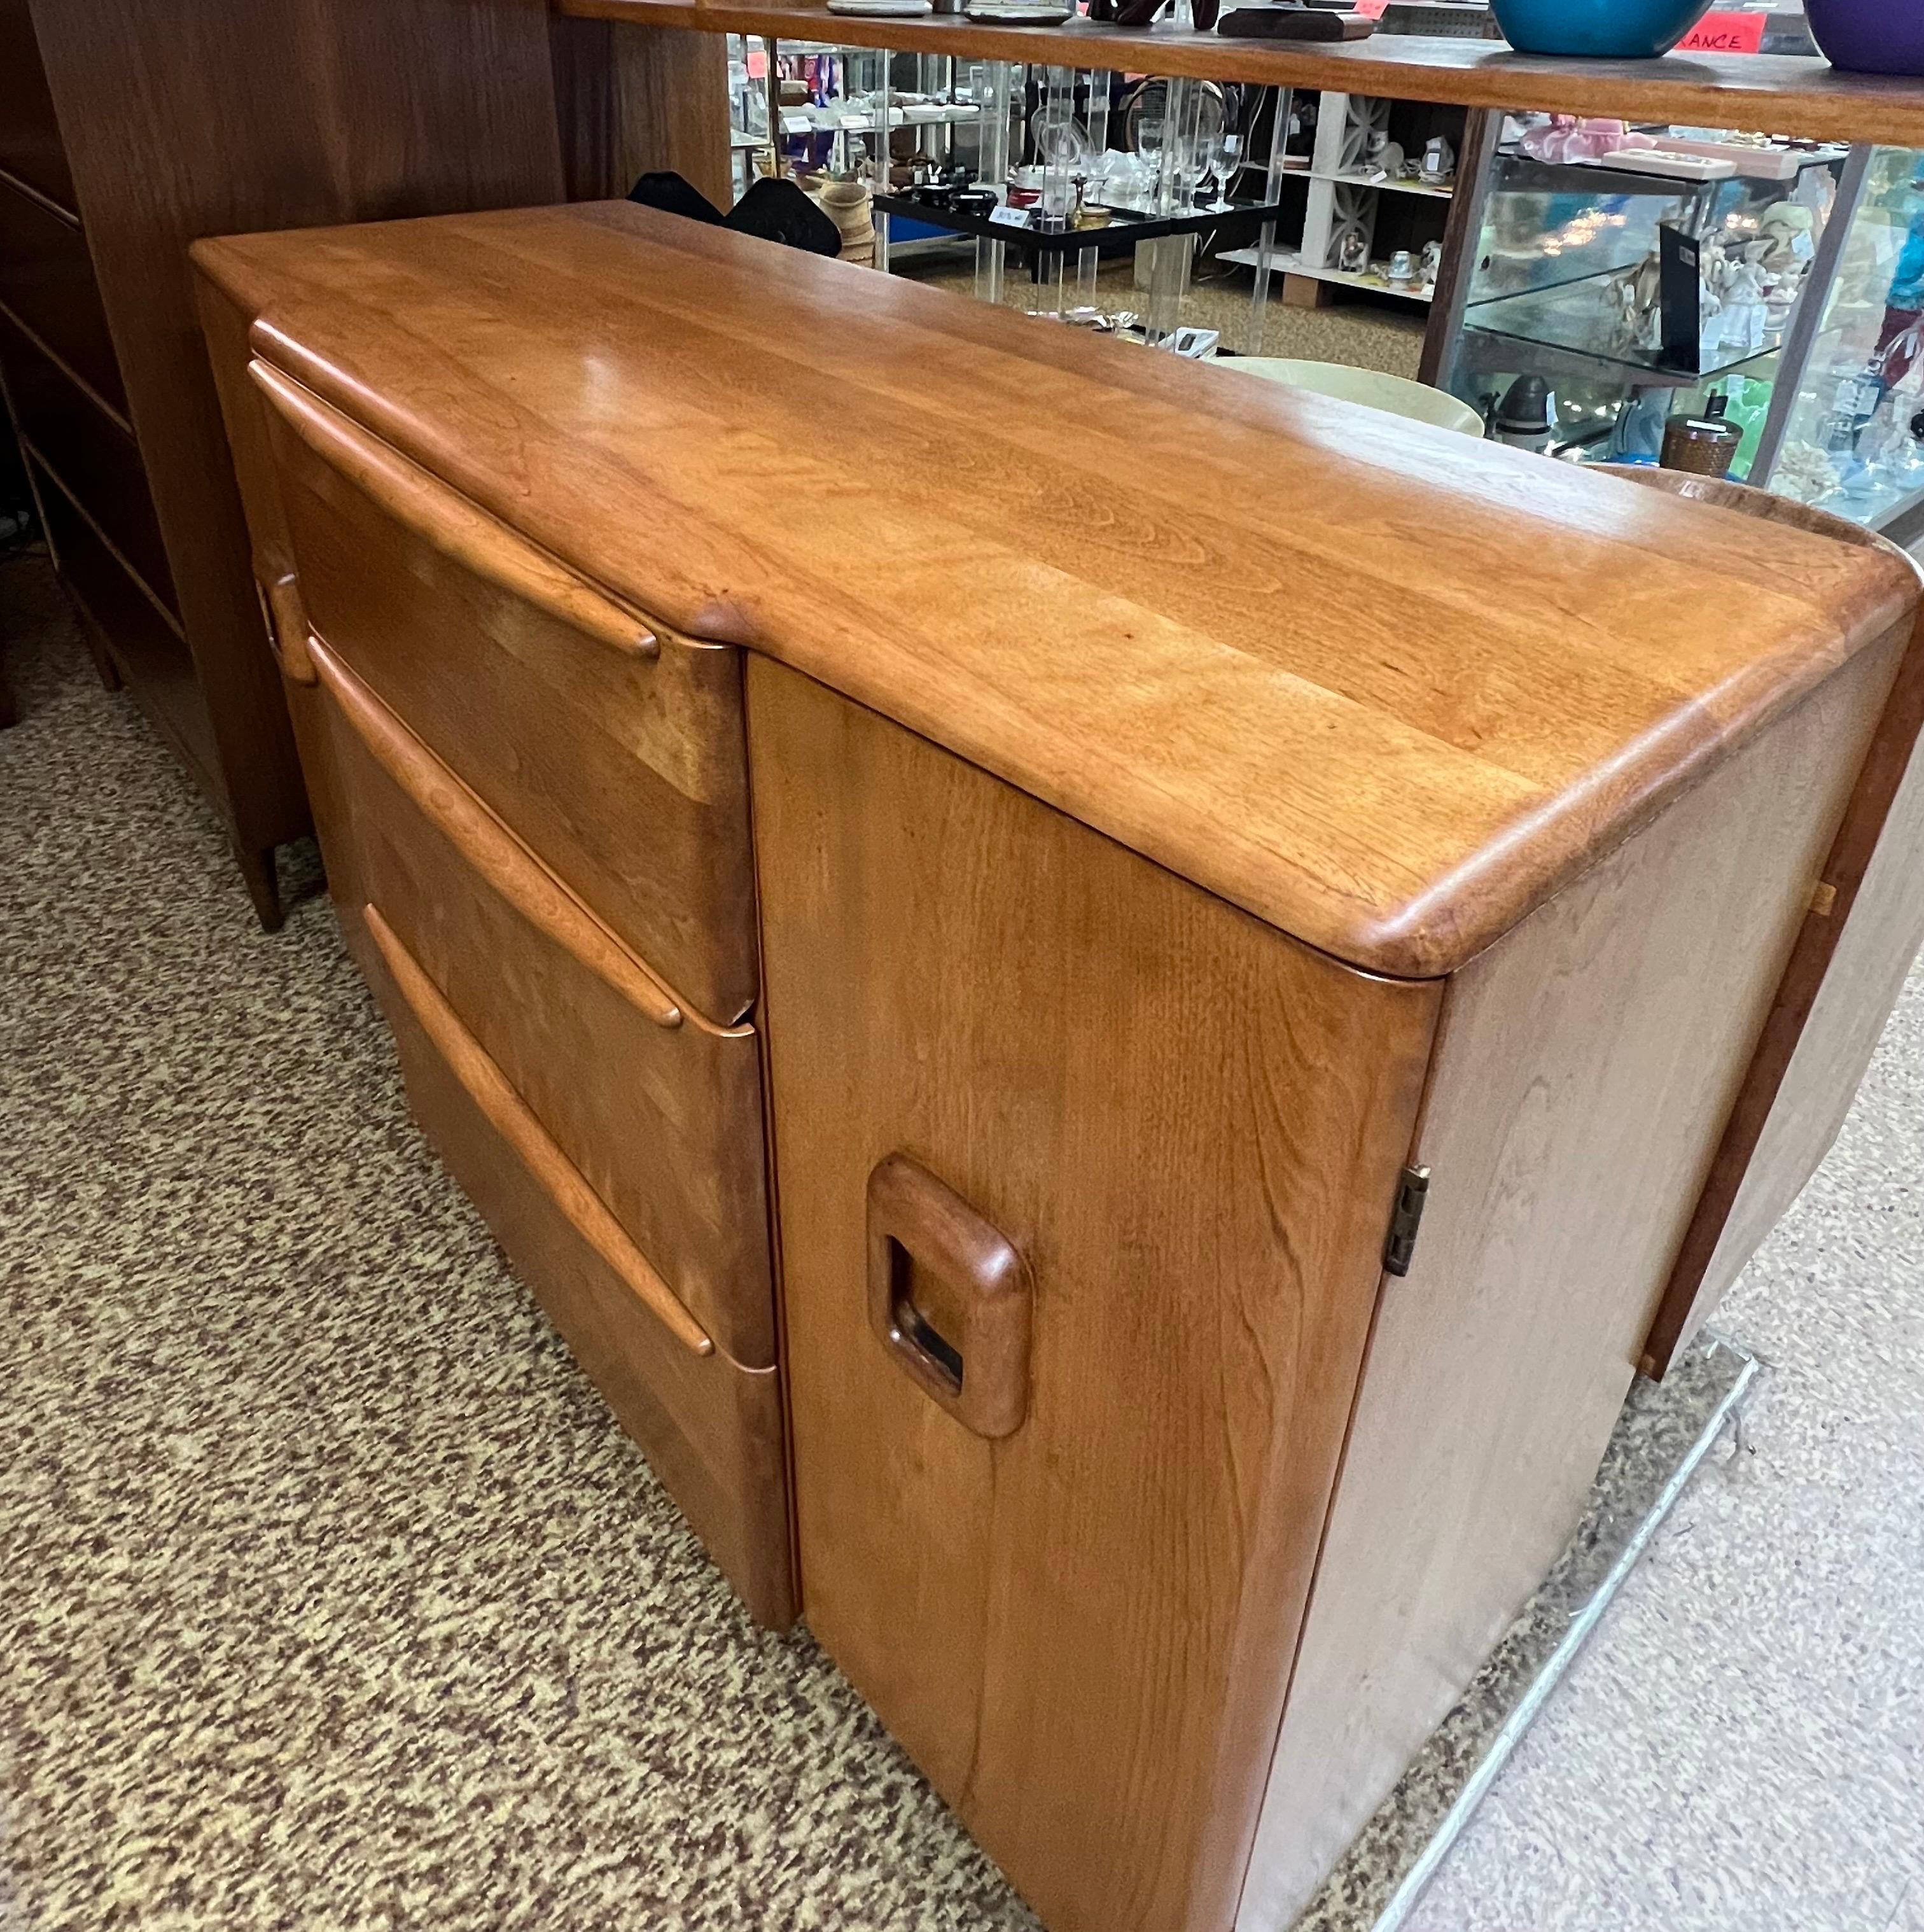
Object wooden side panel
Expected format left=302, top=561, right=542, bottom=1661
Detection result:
left=1682, top=672, right=1924, bottom=1334
left=1238, top=627, right=1903, bottom=1932
left=749, top=659, right=1440, bottom=1932
left=195, top=270, right=296, bottom=591
left=1642, top=618, right=1924, bottom=1371
left=29, top=0, right=567, bottom=856
left=550, top=14, right=734, bottom=209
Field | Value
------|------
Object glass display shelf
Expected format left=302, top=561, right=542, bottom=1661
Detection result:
left=1463, top=273, right=1787, bottom=386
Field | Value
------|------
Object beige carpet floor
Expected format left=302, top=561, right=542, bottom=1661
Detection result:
left=909, top=253, right=1428, bottom=374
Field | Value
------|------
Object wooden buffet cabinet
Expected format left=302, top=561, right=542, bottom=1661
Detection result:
left=194, top=202, right=1924, bottom=1932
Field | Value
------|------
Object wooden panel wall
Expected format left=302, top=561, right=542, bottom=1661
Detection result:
left=551, top=15, right=734, bottom=208
left=25, top=0, right=567, bottom=883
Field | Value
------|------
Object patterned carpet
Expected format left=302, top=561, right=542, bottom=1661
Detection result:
left=0, top=551, right=1037, bottom=1932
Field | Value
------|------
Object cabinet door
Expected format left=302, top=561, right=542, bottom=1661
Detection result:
left=748, top=658, right=1439, bottom=1932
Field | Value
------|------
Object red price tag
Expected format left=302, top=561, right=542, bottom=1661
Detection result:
left=1676, top=10, right=1767, bottom=52
left=1354, top=0, right=1390, bottom=16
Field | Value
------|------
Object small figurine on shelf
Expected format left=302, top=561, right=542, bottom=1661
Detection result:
left=1419, top=136, right=1455, bottom=185
left=1517, top=115, right=1654, bottom=165
left=1717, top=257, right=1769, bottom=358
left=1605, top=250, right=1664, bottom=358
left=1776, top=441, right=1843, bottom=505
left=1755, top=203, right=1818, bottom=280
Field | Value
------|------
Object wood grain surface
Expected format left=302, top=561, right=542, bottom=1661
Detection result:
left=749, top=657, right=1440, bottom=1932
left=0, top=0, right=73, bottom=214
left=1591, top=470, right=1924, bottom=1375
left=1648, top=618, right=1924, bottom=1371
left=26, top=0, right=568, bottom=914
left=551, top=13, right=734, bottom=208
left=252, top=356, right=760, bottom=1024
left=366, top=904, right=715, bottom=1358
left=366, top=904, right=797, bottom=1629
left=193, top=202, right=1918, bottom=979
left=559, top=1, right=1924, bottom=148
left=312, top=636, right=778, bottom=1364
left=1240, top=620, right=1903, bottom=1932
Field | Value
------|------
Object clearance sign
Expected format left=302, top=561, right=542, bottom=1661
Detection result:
left=1676, top=10, right=1769, bottom=52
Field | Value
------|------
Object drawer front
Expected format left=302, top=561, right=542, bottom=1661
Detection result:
left=0, top=177, right=121, bottom=413
left=254, top=359, right=758, bottom=1025
left=306, top=632, right=776, bottom=1368
left=1, top=309, right=172, bottom=610
left=363, top=900, right=794, bottom=1630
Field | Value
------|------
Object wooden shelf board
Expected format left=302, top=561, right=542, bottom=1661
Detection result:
left=0, top=296, right=136, bottom=438
left=555, top=1, right=1924, bottom=148
left=1315, top=167, right=1454, bottom=197
left=1217, top=245, right=1434, bottom=300
left=20, top=433, right=186, bottom=639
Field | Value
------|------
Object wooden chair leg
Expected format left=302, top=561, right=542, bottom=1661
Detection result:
left=235, top=842, right=284, bottom=932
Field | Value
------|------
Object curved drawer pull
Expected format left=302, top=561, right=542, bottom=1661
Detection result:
left=309, top=634, right=683, bottom=1032
left=249, top=357, right=659, bottom=662
left=258, top=571, right=318, bottom=685
left=365, top=903, right=713, bottom=1359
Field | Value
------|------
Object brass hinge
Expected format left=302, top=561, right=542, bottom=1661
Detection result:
left=1383, top=1165, right=1430, bottom=1278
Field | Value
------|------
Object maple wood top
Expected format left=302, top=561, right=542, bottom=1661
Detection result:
left=195, top=202, right=1918, bottom=977
left=561, top=2, right=1924, bottom=148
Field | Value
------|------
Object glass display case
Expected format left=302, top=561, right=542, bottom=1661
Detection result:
left=1437, top=123, right=1851, bottom=477
left=1435, top=124, right=1924, bottom=542
left=1762, top=148, right=1924, bottom=540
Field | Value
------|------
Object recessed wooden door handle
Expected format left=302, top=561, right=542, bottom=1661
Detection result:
left=867, top=1153, right=1031, bottom=1439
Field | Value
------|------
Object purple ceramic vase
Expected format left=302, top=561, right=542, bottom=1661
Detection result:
left=1806, top=0, right=1924, bottom=74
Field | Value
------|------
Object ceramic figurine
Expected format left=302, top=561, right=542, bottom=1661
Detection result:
left=1420, top=135, right=1455, bottom=183
left=1517, top=115, right=1654, bottom=165
left=1776, top=440, right=1841, bottom=503
left=1718, top=259, right=1769, bottom=356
